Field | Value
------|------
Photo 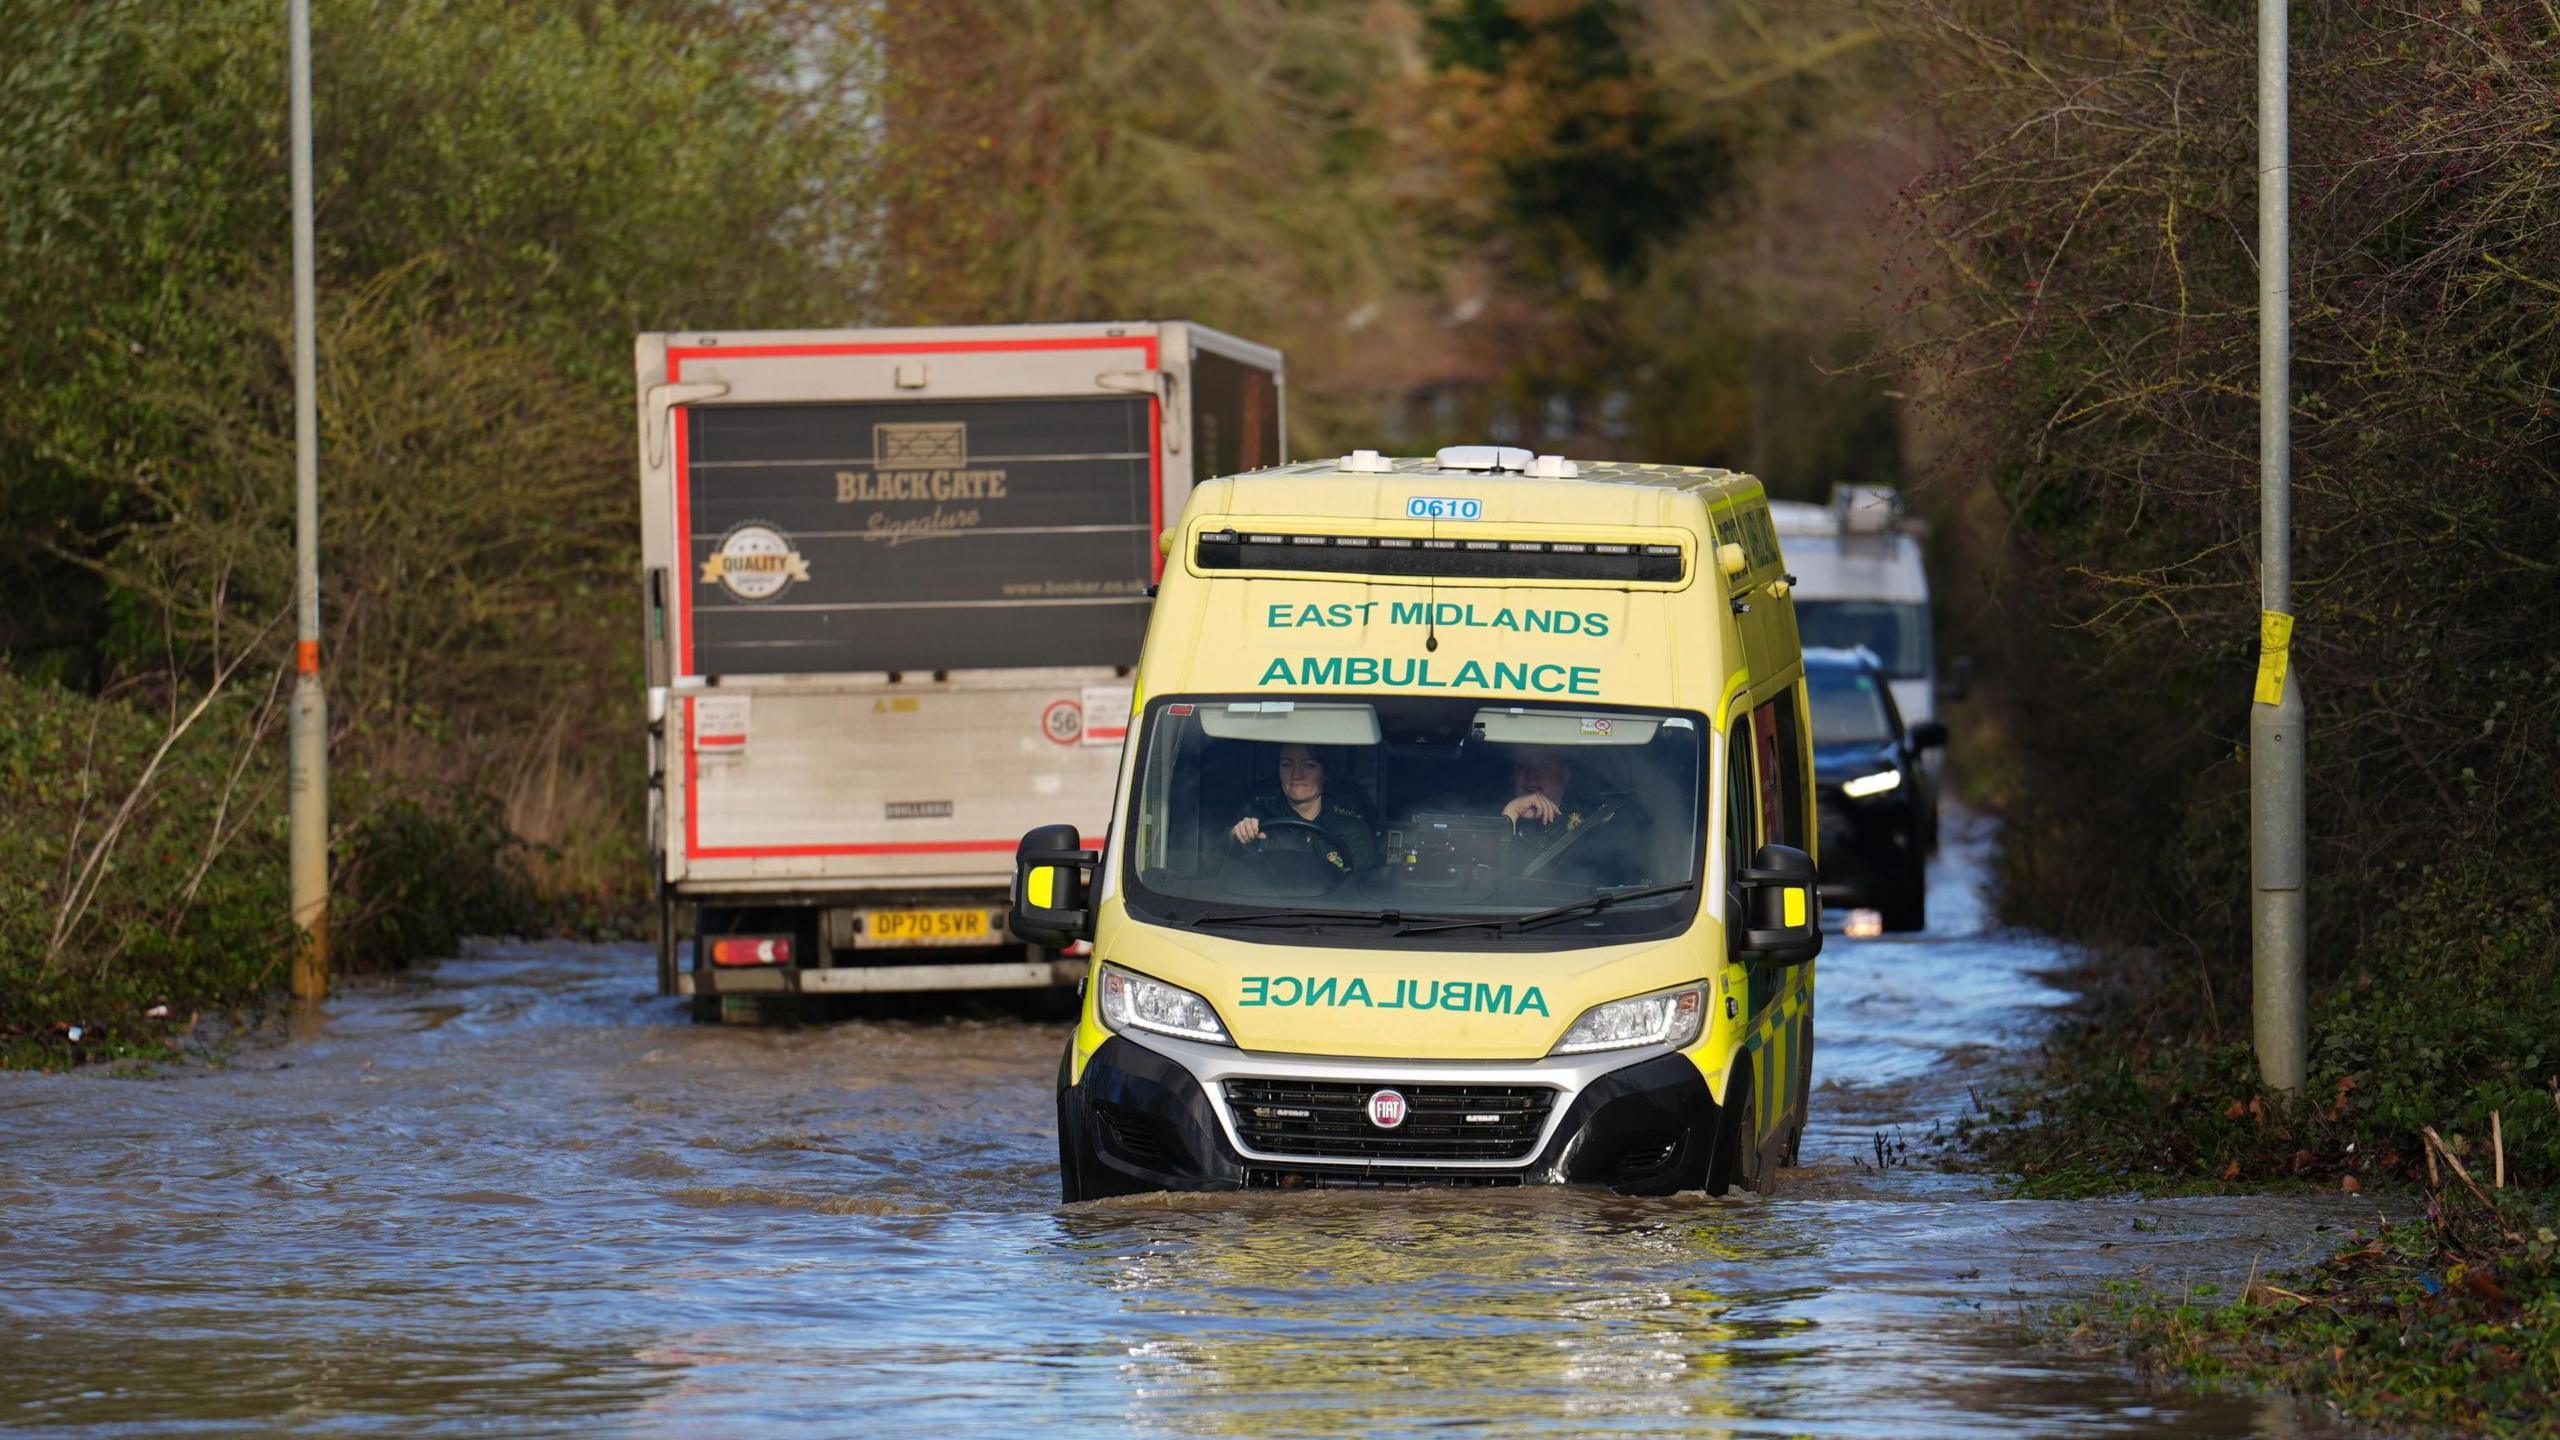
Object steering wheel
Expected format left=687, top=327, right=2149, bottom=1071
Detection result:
left=1242, top=818, right=1349, bottom=868
left=1223, top=817, right=1352, bottom=895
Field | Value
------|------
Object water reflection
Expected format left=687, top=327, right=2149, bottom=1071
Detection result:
left=0, top=813, right=2375, bottom=1437
left=1042, top=1178, right=2356, bottom=1440
left=1057, top=1191, right=1779, bottom=1436
left=3, top=1323, right=676, bottom=1432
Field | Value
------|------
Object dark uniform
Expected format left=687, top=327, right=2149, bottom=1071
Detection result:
left=1512, top=784, right=1649, bottom=887
left=1235, top=791, right=1381, bottom=874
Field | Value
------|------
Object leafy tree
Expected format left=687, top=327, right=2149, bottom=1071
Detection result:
left=0, top=0, right=876, bottom=895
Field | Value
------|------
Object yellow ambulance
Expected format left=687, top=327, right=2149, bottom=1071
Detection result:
left=1010, top=446, right=1822, bottom=1199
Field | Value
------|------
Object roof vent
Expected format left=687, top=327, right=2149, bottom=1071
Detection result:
left=1339, top=449, right=1395, bottom=473
left=1525, top=454, right=1579, bottom=479
left=1434, top=445, right=1532, bottom=472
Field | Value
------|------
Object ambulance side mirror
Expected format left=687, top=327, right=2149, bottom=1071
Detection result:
left=1009, top=823, right=1097, bottom=948
left=1737, top=843, right=1823, bottom=966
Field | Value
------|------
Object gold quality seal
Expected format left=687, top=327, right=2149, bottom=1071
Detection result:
left=700, top=523, right=811, bottom=601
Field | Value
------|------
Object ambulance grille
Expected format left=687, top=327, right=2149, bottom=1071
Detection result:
left=1245, top=1165, right=1526, bottom=1190
left=1224, top=1079, right=1556, bottom=1162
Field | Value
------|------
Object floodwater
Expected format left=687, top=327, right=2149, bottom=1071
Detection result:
left=0, top=815, right=2383, bottom=1437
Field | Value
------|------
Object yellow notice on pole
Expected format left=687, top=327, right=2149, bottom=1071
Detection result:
left=2253, top=610, right=2294, bottom=706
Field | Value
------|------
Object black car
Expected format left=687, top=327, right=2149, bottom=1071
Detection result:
left=1804, top=647, right=1944, bottom=932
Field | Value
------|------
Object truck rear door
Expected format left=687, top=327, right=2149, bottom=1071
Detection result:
left=644, top=331, right=1168, bottom=889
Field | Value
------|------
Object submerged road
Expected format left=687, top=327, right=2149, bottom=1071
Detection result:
left=1, top=815, right=2379, bottom=1437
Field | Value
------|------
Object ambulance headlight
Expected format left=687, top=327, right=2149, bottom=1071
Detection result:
left=1841, top=768, right=1902, bottom=799
left=1097, top=964, right=1232, bottom=1046
left=1550, top=983, right=1706, bottom=1055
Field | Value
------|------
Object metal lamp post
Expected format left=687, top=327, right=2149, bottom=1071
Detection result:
left=288, top=0, right=330, bottom=1002
left=2250, top=0, right=2306, bottom=1091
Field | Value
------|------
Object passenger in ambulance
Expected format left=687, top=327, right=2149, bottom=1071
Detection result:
left=1228, top=743, right=1381, bottom=874
left=1499, top=746, right=1648, bottom=887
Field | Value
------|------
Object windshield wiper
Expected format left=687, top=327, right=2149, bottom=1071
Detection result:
left=1394, top=882, right=1698, bottom=937
left=1192, top=907, right=1465, bottom=930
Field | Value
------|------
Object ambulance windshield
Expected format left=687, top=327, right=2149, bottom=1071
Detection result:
left=1122, top=696, right=1706, bottom=941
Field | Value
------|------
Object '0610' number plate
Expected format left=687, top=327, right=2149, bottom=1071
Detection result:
left=862, top=908, right=993, bottom=946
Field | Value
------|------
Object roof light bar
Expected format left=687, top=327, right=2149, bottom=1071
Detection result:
left=1192, top=531, right=1686, bottom=582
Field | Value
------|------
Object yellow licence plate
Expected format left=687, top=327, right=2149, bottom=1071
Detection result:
left=865, top=908, right=993, bottom=945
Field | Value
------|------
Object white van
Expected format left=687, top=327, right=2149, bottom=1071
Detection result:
left=1769, top=486, right=1957, bottom=846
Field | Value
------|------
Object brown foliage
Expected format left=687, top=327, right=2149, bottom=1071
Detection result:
left=869, top=0, right=1435, bottom=442
left=1878, top=0, right=2560, bottom=965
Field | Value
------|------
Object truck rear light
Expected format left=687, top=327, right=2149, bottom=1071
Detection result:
left=710, top=935, right=794, bottom=967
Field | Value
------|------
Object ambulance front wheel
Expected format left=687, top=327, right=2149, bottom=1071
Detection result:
left=1703, top=1061, right=1791, bottom=1197
left=1703, top=1067, right=1751, bottom=1197
left=1057, top=1043, right=1098, bottom=1204
left=1784, top=1016, right=1814, bottom=1168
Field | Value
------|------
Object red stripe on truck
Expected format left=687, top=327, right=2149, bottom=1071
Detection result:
left=690, top=839, right=1027, bottom=859
left=674, top=405, right=693, bottom=674
left=1148, top=385, right=1165, bottom=583
left=670, top=337, right=1154, bottom=363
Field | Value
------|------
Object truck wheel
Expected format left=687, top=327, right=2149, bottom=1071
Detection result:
left=687, top=903, right=740, bottom=1023
left=656, top=885, right=681, bottom=997
left=1882, top=861, right=1927, bottom=933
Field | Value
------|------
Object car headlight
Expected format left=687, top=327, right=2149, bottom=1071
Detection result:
left=1550, top=983, right=1706, bottom=1055
left=1096, top=963, right=1233, bottom=1046
left=1841, top=768, right=1902, bottom=798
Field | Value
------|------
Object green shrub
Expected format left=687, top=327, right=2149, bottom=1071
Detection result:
left=2, top=668, right=560, bottom=1068
left=0, top=671, right=291, bottom=1064
left=1973, top=861, right=2560, bottom=1197
left=2311, top=869, right=2560, bottom=1191
left=336, top=787, right=544, bottom=976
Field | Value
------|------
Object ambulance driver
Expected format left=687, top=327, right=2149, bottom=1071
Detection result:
left=1501, top=746, right=1645, bottom=886
left=1229, top=744, right=1380, bottom=873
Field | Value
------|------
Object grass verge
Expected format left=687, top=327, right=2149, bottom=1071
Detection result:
left=2066, top=1186, right=2558, bottom=1439
left=1956, top=860, right=2560, bottom=1435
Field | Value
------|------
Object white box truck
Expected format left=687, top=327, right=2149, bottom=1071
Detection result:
left=634, top=322, right=1285, bottom=1014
